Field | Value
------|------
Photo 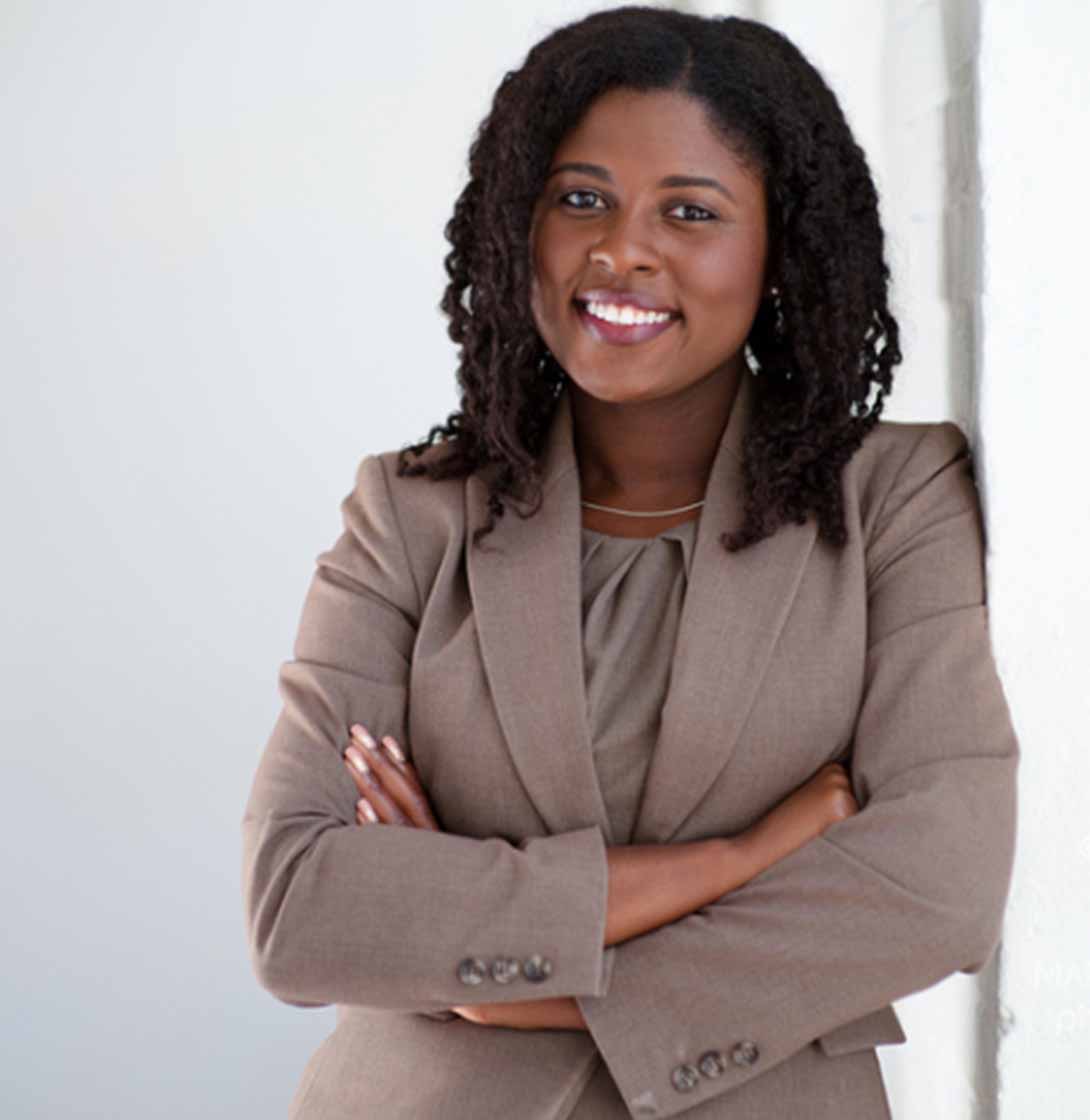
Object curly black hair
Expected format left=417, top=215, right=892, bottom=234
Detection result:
left=394, top=5, right=901, bottom=553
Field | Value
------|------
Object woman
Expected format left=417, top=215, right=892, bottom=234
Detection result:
left=242, top=8, right=1018, bottom=1118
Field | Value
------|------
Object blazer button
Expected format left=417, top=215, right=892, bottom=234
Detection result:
left=670, top=1063, right=701, bottom=1093
left=456, top=957, right=488, bottom=986
left=490, top=956, right=521, bottom=984
left=522, top=954, right=553, bottom=983
left=697, top=1049, right=727, bottom=1078
left=731, top=1040, right=760, bottom=1067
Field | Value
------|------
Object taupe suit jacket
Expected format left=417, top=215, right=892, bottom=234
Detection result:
left=241, top=373, right=1019, bottom=1119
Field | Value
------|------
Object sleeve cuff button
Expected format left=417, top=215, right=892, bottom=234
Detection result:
left=456, top=957, right=488, bottom=985
left=522, top=954, right=553, bottom=983
left=490, top=956, right=521, bottom=984
left=731, top=1040, right=760, bottom=1066
left=670, top=1063, right=701, bottom=1092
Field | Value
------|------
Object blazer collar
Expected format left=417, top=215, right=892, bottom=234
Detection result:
left=466, top=373, right=818, bottom=846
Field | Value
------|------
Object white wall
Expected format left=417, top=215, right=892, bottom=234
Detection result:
left=1, top=3, right=556, bottom=1115
left=976, top=2, right=1090, bottom=1116
left=4, top=2, right=1075, bottom=1117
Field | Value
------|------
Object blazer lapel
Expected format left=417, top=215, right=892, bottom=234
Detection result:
left=466, top=373, right=818, bottom=850
left=630, top=375, right=819, bottom=844
left=466, top=391, right=614, bottom=843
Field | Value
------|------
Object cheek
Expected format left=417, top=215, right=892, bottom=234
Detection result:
left=530, top=227, right=564, bottom=286
left=687, top=239, right=766, bottom=310
left=531, top=263, right=577, bottom=341
left=528, top=254, right=562, bottom=342
left=529, top=236, right=554, bottom=304
left=529, top=237, right=556, bottom=303
left=531, top=214, right=585, bottom=292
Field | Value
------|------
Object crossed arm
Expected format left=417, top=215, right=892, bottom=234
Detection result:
left=339, top=721, right=857, bottom=1031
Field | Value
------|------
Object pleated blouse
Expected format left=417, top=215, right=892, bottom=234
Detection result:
left=578, top=516, right=699, bottom=847
left=567, top=515, right=700, bottom=1116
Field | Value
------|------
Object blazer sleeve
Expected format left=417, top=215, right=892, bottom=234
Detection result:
left=241, top=453, right=612, bottom=1012
left=573, top=423, right=1019, bottom=1117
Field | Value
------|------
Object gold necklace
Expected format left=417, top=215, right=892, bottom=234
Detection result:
left=579, top=499, right=705, bottom=518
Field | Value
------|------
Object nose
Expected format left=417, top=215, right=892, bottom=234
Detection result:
left=588, top=210, right=661, bottom=276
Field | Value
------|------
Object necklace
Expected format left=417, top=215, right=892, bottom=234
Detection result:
left=580, top=498, right=705, bottom=518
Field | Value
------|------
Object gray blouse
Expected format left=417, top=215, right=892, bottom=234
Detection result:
left=568, top=516, right=699, bottom=1117
left=579, top=517, right=699, bottom=847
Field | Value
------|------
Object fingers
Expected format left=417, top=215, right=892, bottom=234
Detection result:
left=342, top=724, right=440, bottom=830
left=343, top=733, right=410, bottom=825
left=450, top=1003, right=490, bottom=1025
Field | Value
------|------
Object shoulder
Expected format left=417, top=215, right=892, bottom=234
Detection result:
left=845, top=417, right=977, bottom=544
left=326, top=442, right=469, bottom=621
left=344, top=441, right=470, bottom=567
left=838, top=419, right=988, bottom=622
left=371, top=442, right=468, bottom=525
left=346, top=441, right=466, bottom=511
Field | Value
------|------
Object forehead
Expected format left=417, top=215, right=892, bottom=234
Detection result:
left=551, top=88, right=761, bottom=187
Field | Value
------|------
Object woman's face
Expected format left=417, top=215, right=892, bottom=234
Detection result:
left=529, top=87, right=768, bottom=405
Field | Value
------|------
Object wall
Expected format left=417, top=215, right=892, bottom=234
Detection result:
left=977, top=2, right=1090, bottom=1116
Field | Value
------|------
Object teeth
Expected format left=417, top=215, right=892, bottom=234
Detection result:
left=586, top=301, right=673, bottom=326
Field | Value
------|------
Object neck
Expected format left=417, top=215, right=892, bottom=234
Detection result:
left=571, top=367, right=743, bottom=509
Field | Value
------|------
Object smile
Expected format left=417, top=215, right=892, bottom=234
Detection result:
left=573, top=299, right=681, bottom=346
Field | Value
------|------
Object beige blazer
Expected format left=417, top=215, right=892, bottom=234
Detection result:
left=241, top=372, right=1019, bottom=1119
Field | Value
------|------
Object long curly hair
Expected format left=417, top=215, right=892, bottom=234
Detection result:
left=394, top=5, right=901, bottom=553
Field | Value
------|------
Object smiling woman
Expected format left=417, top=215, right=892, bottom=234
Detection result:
left=241, top=7, right=1018, bottom=1120
left=526, top=86, right=773, bottom=539
left=403, top=5, right=905, bottom=551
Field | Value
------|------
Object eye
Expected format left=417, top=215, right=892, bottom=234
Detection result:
left=558, top=189, right=606, bottom=211
left=667, top=202, right=717, bottom=222
left=556, top=190, right=717, bottom=222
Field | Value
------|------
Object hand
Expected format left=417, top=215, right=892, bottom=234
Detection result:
left=454, top=997, right=587, bottom=1031
left=341, top=724, right=496, bottom=1025
left=738, top=761, right=860, bottom=874
left=341, top=723, right=441, bottom=829
left=778, top=760, right=860, bottom=834
left=342, top=726, right=586, bottom=1031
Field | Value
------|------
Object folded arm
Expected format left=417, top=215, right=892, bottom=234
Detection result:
left=241, top=454, right=613, bottom=1012
left=469, top=765, right=858, bottom=1029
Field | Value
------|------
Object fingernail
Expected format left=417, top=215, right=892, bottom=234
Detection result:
left=350, top=724, right=379, bottom=751
left=382, top=736, right=406, bottom=763
left=345, top=746, right=372, bottom=776
left=357, top=798, right=378, bottom=822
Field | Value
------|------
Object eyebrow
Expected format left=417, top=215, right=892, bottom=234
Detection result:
left=546, top=161, right=738, bottom=205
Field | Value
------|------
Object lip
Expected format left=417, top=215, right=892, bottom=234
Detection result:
left=573, top=298, right=681, bottom=347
